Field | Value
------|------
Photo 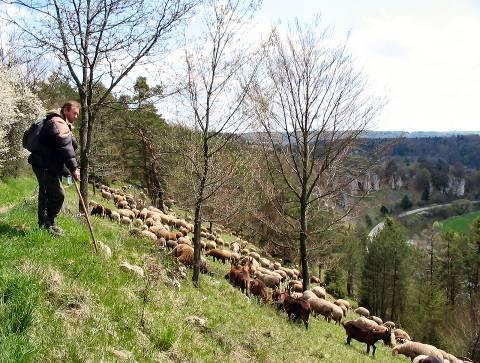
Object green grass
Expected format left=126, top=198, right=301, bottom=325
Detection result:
left=0, top=176, right=410, bottom=362
left=441, top=210, right=480, bottom=233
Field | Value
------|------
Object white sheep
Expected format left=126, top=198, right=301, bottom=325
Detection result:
left=330, top=304, right=344, bottom=325
left=302, top=290, right=317, bottom=300
left=354, top=307, right=370, bottom=317
left=394, top=328, right=412, bottom=343
left=304, top=296, right=334, bottom=321
left=383, top=321, right=396, bottom=330
left=255, top=271, right=281, bottom=289
left=392, top=341, right=444, bottom=361
left=101, top=189, right=112, bottom=200
left=353, top=317, right=379, bottom=330
left=334, top=299, right=351, bottom=310
left=369, top=316, right=383, bottom=325
left=120, top=216, right=132, bottom=228
left=140, top=230, right=157, bottom=240
left=438, top=349, right=461, bottom=363
left=231, top=242, right=240, bottom=253
left=109, top=211, right=120, bottom=223
left=311, top=286, right=326, bottom=299
left=118, top=208, right=135, bottom=220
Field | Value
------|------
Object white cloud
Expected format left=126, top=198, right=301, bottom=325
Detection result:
left=345, top=2, right=480, bottom=131
left=259, top=0, right=480, bottom=131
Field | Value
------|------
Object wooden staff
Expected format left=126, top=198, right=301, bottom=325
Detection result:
left=72, top=175, right=98, bottom=253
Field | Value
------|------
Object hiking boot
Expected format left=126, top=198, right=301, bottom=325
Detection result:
left=47, top=224, right=64, bottom=236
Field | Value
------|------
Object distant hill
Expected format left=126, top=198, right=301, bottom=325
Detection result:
left=242, top=131, right=480, bottom=143
left=242, top=131, right=480, bottom=169
left=362, top=131, right=480, bottom=139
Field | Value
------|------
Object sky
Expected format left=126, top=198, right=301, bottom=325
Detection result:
left=257, top=0, right=480, bottom=132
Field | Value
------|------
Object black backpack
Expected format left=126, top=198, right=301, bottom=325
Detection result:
left=22, top=118, right=46, bottom=152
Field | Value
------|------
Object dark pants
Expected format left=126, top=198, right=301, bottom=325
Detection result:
left=32, top=165, right=65, bottom=228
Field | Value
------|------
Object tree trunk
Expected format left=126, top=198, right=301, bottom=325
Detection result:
left=79, top=98, right=93, bottom=210
left=347, top=261, right=354, bottom=296
left=300, top=200, right=309, bottom=291
left=391, top=250, right=398, bottom=321
left=471, top=327, right=480, bottom=362
left=192, top=203, right=202, bottom=286
left=381, top=261, right=386, bottom=318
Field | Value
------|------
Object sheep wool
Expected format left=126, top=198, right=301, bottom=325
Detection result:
left=354, top=307, right=370, bottom=317
left=392, top=341, right=444, bottom=361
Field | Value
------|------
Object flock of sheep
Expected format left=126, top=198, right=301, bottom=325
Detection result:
left=91, top=184, right=472, bottom=363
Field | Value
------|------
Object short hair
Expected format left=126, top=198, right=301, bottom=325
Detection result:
left=61, top=100, right=81, bottom=112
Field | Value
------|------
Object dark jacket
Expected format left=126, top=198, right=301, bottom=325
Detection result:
left=28, top=110, right=78, bottom=176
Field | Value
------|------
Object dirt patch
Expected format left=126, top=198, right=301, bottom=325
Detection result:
left=0, top=204, right=12, bottom=214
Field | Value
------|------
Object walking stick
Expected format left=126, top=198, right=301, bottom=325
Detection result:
left=72, top=176, right=98, bottom=253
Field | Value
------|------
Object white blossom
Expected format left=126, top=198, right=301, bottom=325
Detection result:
left=0, top=63, right=44, bottom=170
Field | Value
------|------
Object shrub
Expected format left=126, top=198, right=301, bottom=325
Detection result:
left=400, top=195, right=412, bottom=210
left=152, top=326, right=176, bottom=351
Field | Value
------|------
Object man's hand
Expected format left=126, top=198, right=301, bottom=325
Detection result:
left=72, top=169, right=80, bottom=181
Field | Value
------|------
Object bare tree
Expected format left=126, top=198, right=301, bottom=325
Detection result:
left=2, top=0, right=197, bottom=207
left=251, top=19, right=383, bottom=290
left=177, top=0, right=261, bottom=286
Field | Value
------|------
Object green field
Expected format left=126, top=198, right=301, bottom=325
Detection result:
left=0, top=176, right=410, bottom=362
left=441, top=210, right=480, bottom=233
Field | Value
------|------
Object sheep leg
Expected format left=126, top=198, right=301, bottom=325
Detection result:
left=366, top=344, right=370, bottom=354
left=372, top=344, right=376, bottom=356
left=346, top=336, right=351, bottom=345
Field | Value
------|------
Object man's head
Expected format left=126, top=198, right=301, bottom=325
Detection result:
left=61, top=101, right=80, bottom=123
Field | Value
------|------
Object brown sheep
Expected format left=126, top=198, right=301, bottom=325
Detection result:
left=91, top=204, right=106, bottom=217
left=226, top=262, right=243, bottom=285
left=283, top=295, right=311, bottom=329
left=343, top=320, right=394, bottom=356
left=206, top=249, right=232, bottom=264
left=250, top=278, right=268, bottom=303
left=236, top=257, right=254, bottom=296
left=176, top=245, right=207, bottom=273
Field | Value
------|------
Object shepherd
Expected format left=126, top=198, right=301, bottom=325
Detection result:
left=27, top=101, right=81, bottom=236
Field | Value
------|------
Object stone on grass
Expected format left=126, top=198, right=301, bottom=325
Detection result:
left=119, top=261, right=144, bottom=278
left=98, top=241, right=112, bottom=258
left=186, top=315, right=207, bottom=328
left=109, top=348, right=133, bottom=360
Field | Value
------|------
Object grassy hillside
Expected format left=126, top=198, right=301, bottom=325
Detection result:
left=0, top=176, right=409, bottom=362
left=441, top=210, right=480, bottom=233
